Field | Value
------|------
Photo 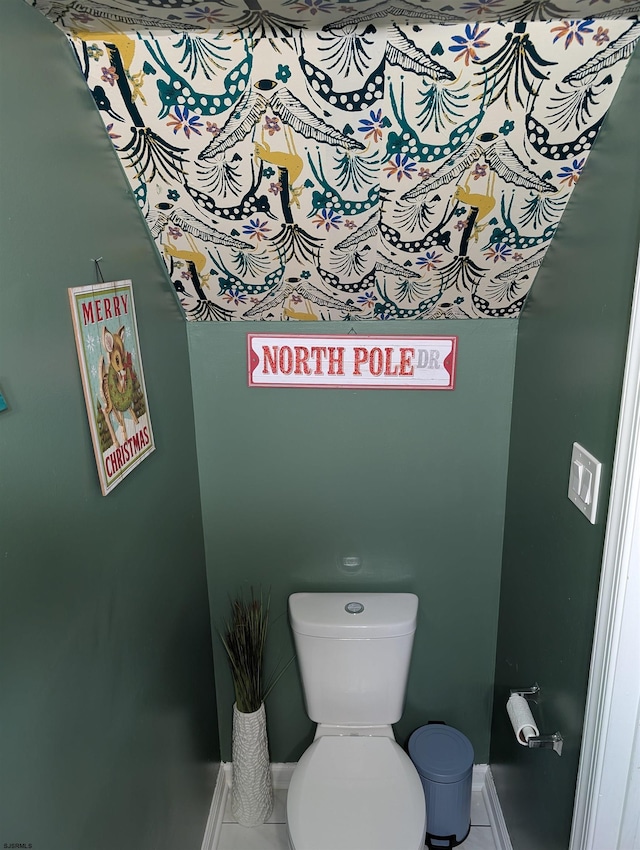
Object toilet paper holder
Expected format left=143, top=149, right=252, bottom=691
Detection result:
left=510, top=684, right=563, bottom=756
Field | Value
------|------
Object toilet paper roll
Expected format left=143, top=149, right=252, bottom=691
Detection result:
left=507, top=694, right=540, bottom=745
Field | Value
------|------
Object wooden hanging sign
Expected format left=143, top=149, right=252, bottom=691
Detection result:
left=69, top=280, right=155, bottom=495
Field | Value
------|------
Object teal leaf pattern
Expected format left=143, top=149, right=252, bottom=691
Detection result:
left=34, top=1, right=640, bottom=320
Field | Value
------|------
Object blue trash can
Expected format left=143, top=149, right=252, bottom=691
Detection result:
left=408, top=724, right=474, bottom=849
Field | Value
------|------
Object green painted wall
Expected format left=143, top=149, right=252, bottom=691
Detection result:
left=490, top=45, right=640, bottom=850
left=5, top=5, right=636, bottom=844
left=0, top=3, right=219, bottom=849
left=189, top=319, right=517, bottom=763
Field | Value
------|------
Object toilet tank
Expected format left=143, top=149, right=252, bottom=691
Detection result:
left=289, top=592, right=418, bottom=726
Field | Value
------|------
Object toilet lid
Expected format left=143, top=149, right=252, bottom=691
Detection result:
left=287, top=736, right=426, bottom=850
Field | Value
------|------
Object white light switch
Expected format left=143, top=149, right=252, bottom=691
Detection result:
left=579, top=467, right=593, bottom=504
left=568, top=443, right=602, bottom=524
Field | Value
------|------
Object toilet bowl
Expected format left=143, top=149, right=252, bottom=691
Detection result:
left=287, top=734, right=426, bottom=850
left=287, top=593, right=426, bottom=850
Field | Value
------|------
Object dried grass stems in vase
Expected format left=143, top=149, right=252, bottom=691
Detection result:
left=222, top=590, right=269, bottom=715
left=221, top=588, right=290, bottom=827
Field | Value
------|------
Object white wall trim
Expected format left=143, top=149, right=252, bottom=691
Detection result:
left=483, top=767, right=513, bottom=850
left=204, top=762, right=509, bottom=850
left=472, top=763, right=488, bottom=788
left=203, top=763, right=297, bottom=850
left=200, top=764, right=227, bottom=850
left=271, top=762, right=297, bottom=788
left=570, top=244, right=640, bottom=850
left=216, top=760, right=297, bottom=789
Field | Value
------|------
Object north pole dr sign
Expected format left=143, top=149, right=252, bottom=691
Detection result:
left=247, top=335, right=457, bottom=390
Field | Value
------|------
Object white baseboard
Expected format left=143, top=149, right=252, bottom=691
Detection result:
left=473, top=763, right=489, bottom=788
left=202, top=762, right=511, bottom=850
left=482, top=767, right=514, bottom=850
left=201, top=762, right=296, bottom=850
left=216, top=760, right=297, bottom=789
left=200, top=764, right=227, bottom=850
left=270, top=762, right=297, bottom=788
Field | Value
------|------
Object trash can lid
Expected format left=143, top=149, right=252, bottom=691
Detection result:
left=408, top=725, right=474, bottom=784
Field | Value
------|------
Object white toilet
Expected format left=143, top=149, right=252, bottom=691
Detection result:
left=286, top=592, right=426, bottom=850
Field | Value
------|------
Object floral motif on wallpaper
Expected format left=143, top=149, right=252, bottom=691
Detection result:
left=36, top=0, right=640, bottom=320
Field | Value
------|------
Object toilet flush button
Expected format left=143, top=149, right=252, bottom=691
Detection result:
left=345, top=602, right=365, bottom=614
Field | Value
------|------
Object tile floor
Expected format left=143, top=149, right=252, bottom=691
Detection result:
left=216, top=779, right=499, bottom=850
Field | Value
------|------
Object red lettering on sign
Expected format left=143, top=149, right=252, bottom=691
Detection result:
left=279, top=346, right=293, bottom=375
left=353, top=347, right=368, bottom=375
left=310, top=346, right=327, bottom=375
left=328, top=347, right=344, bottom=376
left=294, top=346, right=311, bottom=376
left=384, top=347, right=399, bottom=376
left=104, top=426, right=150, bottom=479
left=369, top=347, right=383, bottom=376
left=82, top=302, right=94, bottom=325
left=399, top=348, right=415, bottom=376
left=263, top=346, right=278, bottom=374
left=80, top=293, right=130, bottom=327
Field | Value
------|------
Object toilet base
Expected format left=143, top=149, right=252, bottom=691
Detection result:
left=286, top=734, right=426, bottom=850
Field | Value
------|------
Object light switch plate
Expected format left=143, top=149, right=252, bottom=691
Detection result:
left=568, top=442, right=602, bottom=524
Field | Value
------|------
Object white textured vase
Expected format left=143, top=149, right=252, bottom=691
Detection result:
left=231, top=702, right=274, bottom=827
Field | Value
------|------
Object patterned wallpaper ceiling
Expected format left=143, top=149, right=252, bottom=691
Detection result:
left=32, top=0, right=640, bottom=320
